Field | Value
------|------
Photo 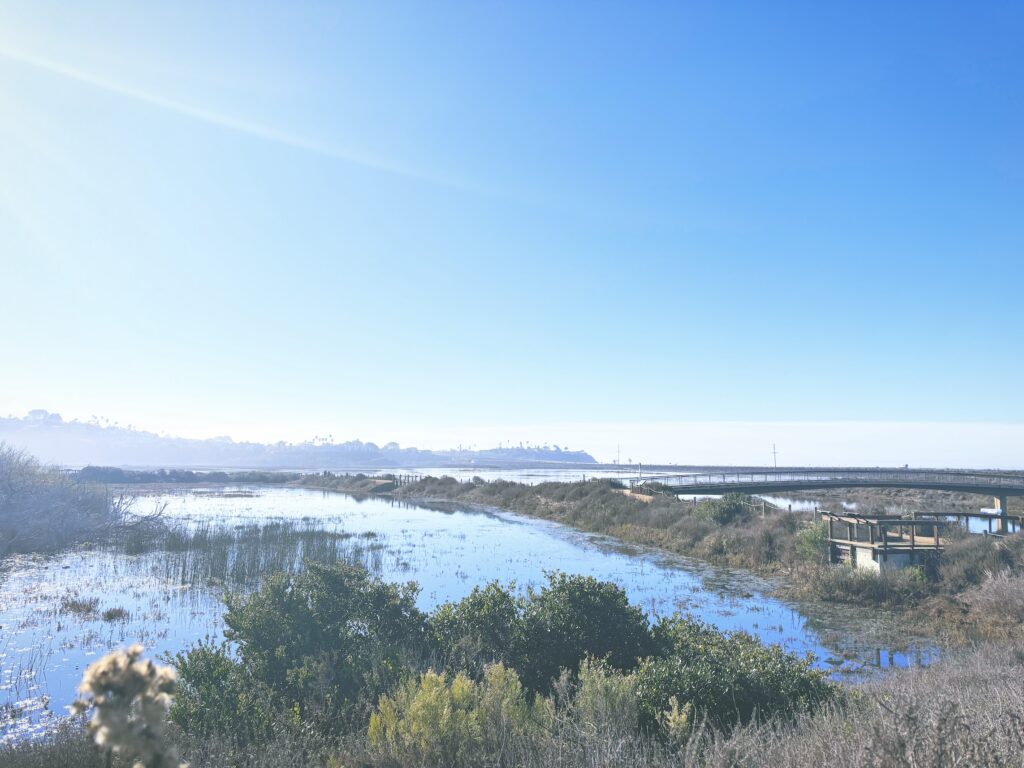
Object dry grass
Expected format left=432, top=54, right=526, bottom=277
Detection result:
left=4, top=644, right=1023, bottom=767
left=963, top=571, right=1024, bottom=637
left=0, top=444, right=119, bottom=556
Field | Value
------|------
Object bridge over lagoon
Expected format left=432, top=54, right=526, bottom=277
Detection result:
left=629, top=468, right=1024, bottom=507
left=630, top=468, right=1024, bottom=569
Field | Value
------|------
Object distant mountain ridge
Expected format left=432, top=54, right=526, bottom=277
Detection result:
left=0, top=410, right=596, bottom=469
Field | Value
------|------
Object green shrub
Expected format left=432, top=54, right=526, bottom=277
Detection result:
left=366, top=664, right=551, bottom=767
left=429, top=572, right=654, bottom=694
left=518, top=572, right=654, bottom=692
left=222, top=561, right=427, bottom=728
left=695, top=494, right=751, bottom=525
left=429, top=581, right=523, bottom=677
left=636, top=616, right=835, bottom=731
left=170, top=640, right=275, bottom=744
left=368, top=670, right=481, bottom=766
left=795, top=523, right=829, bottom=564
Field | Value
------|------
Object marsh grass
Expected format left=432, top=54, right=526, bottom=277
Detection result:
left=59, top=596, right=100, bottom=616
left=964, top=570, right=1024, bottom=633
left=101, top=607, right=131, bottom=623
left=123, top=519, right=389, bottom=591
left=781, top=564, right=932, bottom=607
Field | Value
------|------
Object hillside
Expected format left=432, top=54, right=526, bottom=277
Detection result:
left=0, top=411, right=596, bottom=469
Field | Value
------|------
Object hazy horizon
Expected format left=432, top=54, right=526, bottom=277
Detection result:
left=4, top=408, right=1023, bottom=469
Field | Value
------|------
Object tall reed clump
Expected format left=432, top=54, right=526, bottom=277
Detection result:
left=71, top=644, right=185, bottom=768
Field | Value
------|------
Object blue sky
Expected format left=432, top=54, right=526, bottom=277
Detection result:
left=1, top=2, right=1021, bottom=465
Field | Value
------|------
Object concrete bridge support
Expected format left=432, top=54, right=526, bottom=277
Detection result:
left=994, top=496, right=1010, bottom=534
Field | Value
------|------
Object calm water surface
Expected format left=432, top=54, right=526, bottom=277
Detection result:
left=0, top=486, right=938, bottom=742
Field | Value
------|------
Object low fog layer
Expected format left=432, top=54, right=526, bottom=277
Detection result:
left=0, top=411, right=595, bottom=469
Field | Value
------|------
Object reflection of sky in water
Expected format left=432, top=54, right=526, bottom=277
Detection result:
left=1, top=486, right=939, bottom=742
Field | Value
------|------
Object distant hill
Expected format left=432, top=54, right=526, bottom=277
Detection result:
left=0, top=410, right=596, bottom=469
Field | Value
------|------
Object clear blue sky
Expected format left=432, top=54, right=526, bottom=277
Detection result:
left=1, top=2, right=1021, bottom=464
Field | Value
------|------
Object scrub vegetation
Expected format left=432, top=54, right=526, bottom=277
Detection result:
left=0, top=444, right=122, bottom=555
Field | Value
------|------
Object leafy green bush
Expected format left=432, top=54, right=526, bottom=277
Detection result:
left=429, top=573, right=654, bottom=693
left=636, top=616, right=835, bottom=731
left=222, top=561, right=427, bottom=728
left=694, top=494, right=751, bottom=525
left=169, top=564, right=842, bottom=753
left=170, top=640, right=275, bottom=744
left=518, top=572, right=654, bottom=692
left=429, top=581, right=523, bottom=677
left=795, top=522, right=829, bottom=564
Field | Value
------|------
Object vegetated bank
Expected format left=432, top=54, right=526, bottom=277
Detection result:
left=301, top=473, right=1024, bottom=640
left=4, top=560, right=1023, bottom=768
left=0, top=444, right=125, bottom=556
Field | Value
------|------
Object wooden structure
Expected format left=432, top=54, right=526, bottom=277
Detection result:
left=824, top=510, right=1024, bottom=571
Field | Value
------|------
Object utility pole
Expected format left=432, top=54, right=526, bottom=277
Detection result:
left=772, top=444, right=778, bottom=470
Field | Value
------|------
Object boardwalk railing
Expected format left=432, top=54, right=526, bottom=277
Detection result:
left=630, top=469, right=1024, bottom=495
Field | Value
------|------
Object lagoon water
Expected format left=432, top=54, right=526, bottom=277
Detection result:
left=0, top=486, right=937, bottom=742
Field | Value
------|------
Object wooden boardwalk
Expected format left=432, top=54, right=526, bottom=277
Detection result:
left=823, top=510, right=1023, bottom=569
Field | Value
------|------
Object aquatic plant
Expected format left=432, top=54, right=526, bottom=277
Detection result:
left=101, top=607, right=131, bottom=623
left=60, top=596, right=100, bottom=616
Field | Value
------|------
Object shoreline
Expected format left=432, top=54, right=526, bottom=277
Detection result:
left=291, top=476, right=1014, bottom=645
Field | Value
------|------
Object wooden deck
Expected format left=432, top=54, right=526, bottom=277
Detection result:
left=823, top=510, right=1023, bottom=569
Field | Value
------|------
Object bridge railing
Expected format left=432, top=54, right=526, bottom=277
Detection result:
left=631, top=469, right=1024, bottom=492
